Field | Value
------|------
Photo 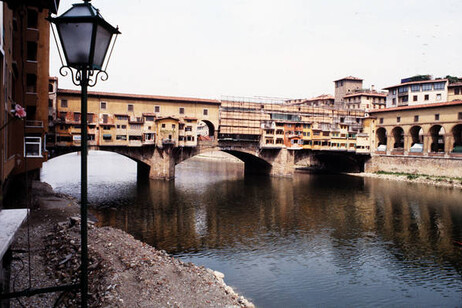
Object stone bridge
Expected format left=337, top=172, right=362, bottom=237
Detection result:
left=50, top=140, right=368, bottom=180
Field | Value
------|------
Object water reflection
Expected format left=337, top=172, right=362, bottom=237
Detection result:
left=43, top=154, right=462, bottom=307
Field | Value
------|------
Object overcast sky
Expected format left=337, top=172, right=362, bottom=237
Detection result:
left=49, top=0, right=462, bottom=100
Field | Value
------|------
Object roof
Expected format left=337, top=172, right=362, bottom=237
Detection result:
left=369, top=100, right=462, bottom=113
left=448, top=82, right=462, bottom=87
left=344, top=91, right=387, bottom=98
left=307, top=94, right=335, bottom=101
left=383, top=79, right=448, bottom=90
left=157, top=116, right=179, bottom=121
left=58, top=89, right=221, bottom=105
left=334, top=76, right=363, bottom=82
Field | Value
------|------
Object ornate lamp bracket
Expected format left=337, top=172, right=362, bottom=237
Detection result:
left=59, top=66, right=109, bottom=87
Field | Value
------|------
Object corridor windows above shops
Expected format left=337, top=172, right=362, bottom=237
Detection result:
left=100, top=101, right=107, bottom=109
left=435, top=114, right=440, bottom=121
left=61, top=100, right=68, bottom=108
left=155, top=106, right=160, bottom=113
left=414, top=115, right=419, bottom=122
left=203, top=109, right=208, bottom=116
left=424, top=94, right=429, bottom=101
left=128, top=104, right=134, bottom=112
left=24, top=136, right=42, bottom=157
left=379, top=118, right=383, bottom=124
left=459, top=112, right=462, bottom=120
left=397, top=117, right=401, bottom=123
left=179, top=107, right=185, bottom=115
left=436, top=94, right=442, bottom=101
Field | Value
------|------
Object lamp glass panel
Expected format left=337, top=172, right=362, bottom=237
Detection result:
left=92, top=24, right=113, bottom=69
left=58, top=22, right=93, bottom=67
left=62, top=5, right=93, bottom=17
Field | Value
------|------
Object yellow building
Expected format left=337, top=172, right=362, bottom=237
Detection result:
left=369, top=100, right=462, bottom=155
left=53, top=89, right=220, bottom=149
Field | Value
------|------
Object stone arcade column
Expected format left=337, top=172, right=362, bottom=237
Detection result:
left=444, top=134, right=454, bottom=156
left=386, top=134, right=393, bottom=155
left=423, top=134, right=431, bottom=156
left=403, top=134, right=411, bottom=155
left=269, top=148, right=295, bottom=177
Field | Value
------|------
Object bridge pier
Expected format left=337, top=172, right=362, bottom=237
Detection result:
left=267, top=148, right=295, bottom=177
left=148, top=148, right=176, bottom=180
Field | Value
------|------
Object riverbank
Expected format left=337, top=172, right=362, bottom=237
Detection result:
left=9, top=181, right=254, bottom=307
left=349, top=171, right=462, bottom=189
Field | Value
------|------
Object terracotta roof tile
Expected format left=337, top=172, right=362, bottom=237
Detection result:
left=58, top=89, right=221, bottom=105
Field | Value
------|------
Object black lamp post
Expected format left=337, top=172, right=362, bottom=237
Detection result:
left=49, top=1, right=120, bottom=307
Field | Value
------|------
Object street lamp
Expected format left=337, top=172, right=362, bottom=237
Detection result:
left=49, top=1, right=120, bottom=307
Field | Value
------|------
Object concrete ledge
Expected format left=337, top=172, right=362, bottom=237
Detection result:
left=0, top=209, right=29, bottom=260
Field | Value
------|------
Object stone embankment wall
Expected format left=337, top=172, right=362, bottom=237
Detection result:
left=365, top=156, right=462, bottom=177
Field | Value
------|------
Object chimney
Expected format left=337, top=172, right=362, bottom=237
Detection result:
left=371, top=85, right=375, bottom=92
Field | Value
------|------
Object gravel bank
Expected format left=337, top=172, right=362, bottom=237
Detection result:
left=8, top=181, right=254, bottom=307
left=349, top=172, right=462, bottom=189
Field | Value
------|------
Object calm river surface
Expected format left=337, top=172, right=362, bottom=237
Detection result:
left=42, top=151, right=462, bottom=307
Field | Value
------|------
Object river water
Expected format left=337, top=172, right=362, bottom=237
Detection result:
left=41, top=151, right=462, bottom=307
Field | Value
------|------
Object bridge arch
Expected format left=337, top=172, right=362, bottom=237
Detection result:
left=429, top=125, right=445, bottom=153
left=376, top=127, right=387, bottom=150
left=198, top=120, right=216, bottom=139
left=451, top=124, right=462, bottom=152
left=409, top=125, right=424, bottom=146
left=49, top=147, right=153, bottom=179
left=391, top=126, right=404, bottom=149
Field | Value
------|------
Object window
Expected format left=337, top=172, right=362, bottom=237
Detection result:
left=436, top=93, right=442, bottom=101
left=414, top=115, right=419, bottom=122
left=402, top=96, right=408, bottom=102
left=27, top=41, right=37, bottom=61
left=161, top=123, right=166, bottom=128
left=203, top=109, right=208, bottom=116
left=458, top=112, right=462, bottom=120
left=185, top=126, right=192, bottom=132
left=411, top=84, right=420, bottom=92
left=74, top=113, right=80, bottom=122
left=392, top=98, right=396, bottom=105
left=434, top=82, right=445, bottom=90
left=397, top=116, right=401, bottom=123
left=26, top=74, right=37, bottom=93
left=392, top=89, right=396, bottom=95
left=154, top=106, right=160, bottom=113
left=455, top=88, right=460, bottom=95
left=413, top=95, right=418, bottom=102
left=61, top=99, right=68, bottom=108
left=422, top=83, right=432, bottom=91
left=172, top=124, right=176, bottom=129
left=179, top=107, right=185, bottom=114
left=100, top=101, right=107, bottom=109
left=88, top=114, right=94, bottom=123
left=179, top=124, right=185, bottom=130
left=103, top=114, right=108, bottom=123
left=424, top=94, right=429, bottom=100
left=435, top=114, right=440, bottom=121
left=145, top=116, right=154, bottom=122
left=116, top=135, right=127, bottom=140
left=24, top=136, right=42, bottom=157
left=128, top=104, right=134, bottom=112
left=380, top=118, right=384, bottom=124
left=398, top=86, right=408, bottom=93
left=48, top=99, right=53, bottom=108
left=27, top=9, right=38, bottom=29
left=116, top=115, right=128, bottom=120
